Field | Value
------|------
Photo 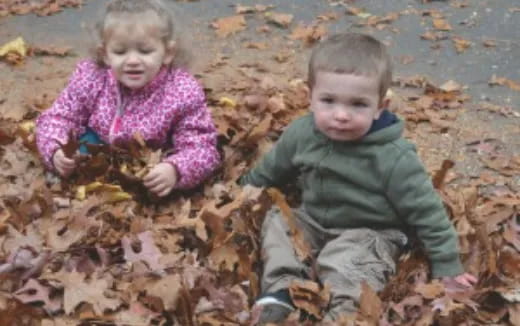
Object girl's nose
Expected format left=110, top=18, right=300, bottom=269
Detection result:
left=126, top=52, right=140, bottom=65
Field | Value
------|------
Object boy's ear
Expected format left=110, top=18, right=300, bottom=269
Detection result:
left=374, top=97, right=390, bottom=119
left=163, top=41, right=176, bottom=65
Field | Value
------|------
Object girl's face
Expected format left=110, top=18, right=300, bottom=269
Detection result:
left=103, top=11, right=174, bottom=90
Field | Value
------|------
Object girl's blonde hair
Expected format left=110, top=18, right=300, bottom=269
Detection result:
left=90, top=0, right=190, bottom=69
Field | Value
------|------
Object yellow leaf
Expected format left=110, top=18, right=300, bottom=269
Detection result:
left=18, top=121, right=35, bottom=133
left=85, top=181, right=103, bottom=192
left=75, top=186, right=86, bottom=201
left=101, top=184, right=123, bottom=192
left=218, top=96, right=237, bottom=108
left=105, top=191, right=132, bottom=203
left=0, top=37, right=27, bottom=57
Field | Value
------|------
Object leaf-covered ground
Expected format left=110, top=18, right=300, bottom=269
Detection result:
left=0, top=0, right=519, bottom=325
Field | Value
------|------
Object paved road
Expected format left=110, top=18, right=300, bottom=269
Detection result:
left=0, top=0, right=518, bottom=107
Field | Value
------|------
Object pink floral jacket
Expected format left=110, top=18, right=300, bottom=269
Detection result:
left=36, top=60, right=220, bottom=189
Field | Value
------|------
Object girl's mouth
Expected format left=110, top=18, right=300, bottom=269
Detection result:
left=125, top=70, right=144, bottom=79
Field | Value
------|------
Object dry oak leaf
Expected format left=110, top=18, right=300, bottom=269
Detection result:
left=14, top=278, right=61, bottom=314
left=432, top=18, right=452, bottom=31
left=122, top=230, right=165, bottom=272
left=290, top=23, right=327, bottom=46
left=289, top=280, right=330, bottom=319
left=489, top=75, right=520, bottom=91
left=357, top=281, right=382, bottom=325
left=452, top=36, right=471, bottom=53
left=146, top=274, right=182, bottom=311
left=414, top=281, right=445, bottom=299
left=265, top=12, right=293, bottom=28
left=211, top=15, right=246, bottom=38
left=58, top=271, right=120, bottom=315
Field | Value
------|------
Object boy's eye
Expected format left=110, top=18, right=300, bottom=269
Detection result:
left=353, top=101, right=368, bottom=108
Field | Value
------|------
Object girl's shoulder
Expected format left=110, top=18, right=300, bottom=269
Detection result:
left=69, top=59, right=110, bottom=85
left=164, top=68, right=205, bottom=101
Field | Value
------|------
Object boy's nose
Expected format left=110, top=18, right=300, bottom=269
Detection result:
left=334, top=108, right=351, bottom=121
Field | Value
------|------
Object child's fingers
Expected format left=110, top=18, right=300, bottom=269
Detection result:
left=465, top=274, right=478, bottom=284
left=143, top=169, right=160, bottom=182
left=157, top=186, right=172, bottom=197
left=150, top=182, right=167, bottom=195
left=143, top=174, right=162, bottom=188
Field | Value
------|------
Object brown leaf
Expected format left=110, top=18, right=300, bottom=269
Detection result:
left=211, top=15, right=247, bottom=38
left=432, top=19, right=452, bottom=31
left=289, top=23, right=327, bottom=46
left=265, top=12, right=293, bottom=28
left=122, top=231, right=165, bottom=272
left=509, top=304, right=520, bottom=326
left=14, top=278, right=61, bottom=314
left=357, top=281, right=382, bottom=325
left=146, top=274, right=182, bottom=311
left=246, top=114, right=272, bottom=143
left=289, top=280, right=330, bottom=319
left=414, top=281, right=445, bottom=299
left=209, top=244, right=239, bottom=272
left=432, top=160, right=455, bottom=189
left=452, top=36, right=471, bottom=53
left=56, top=271, right=120, bottom=315
left=489, top=75, right=520, bottom=91
left=483, top=39, right=497, bottom=47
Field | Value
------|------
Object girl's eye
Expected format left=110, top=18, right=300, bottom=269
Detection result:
left=113, top=49, right=126, bottom=55
left=140, top=48, right=154, bottom=54
left=321, top=97, right=334, bottom=104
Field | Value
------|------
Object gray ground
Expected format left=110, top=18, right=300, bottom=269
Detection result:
left=1, top=0, right=518, bottom=107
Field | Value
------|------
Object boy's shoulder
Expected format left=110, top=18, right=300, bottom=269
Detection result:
left=283, top=113, right=316, bottom=138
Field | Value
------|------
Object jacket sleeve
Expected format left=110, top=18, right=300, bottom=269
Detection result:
left=36, top=61, right=98, bottom=170
left=164, top=87, right=220, bottom=189
left=239, top=121, right=299, bottom=188
left=386, top=149, right=464, bottom=278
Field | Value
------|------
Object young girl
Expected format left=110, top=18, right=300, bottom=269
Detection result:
left=36, top=0, right=220, bottom=197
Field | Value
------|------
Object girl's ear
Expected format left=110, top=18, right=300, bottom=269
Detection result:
left=163, top=41, right=176, bottom=65
left=98, top=45, right=109, bottom=66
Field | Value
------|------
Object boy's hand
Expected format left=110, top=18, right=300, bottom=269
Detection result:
left=442, top=273, right=477, bottom=291
left=52, top=148, right=76, bottom=177
left=143, top=162, right=177, bottom=197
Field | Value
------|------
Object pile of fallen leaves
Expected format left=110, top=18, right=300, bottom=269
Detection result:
left=1, top=58, right=519, bottom=325
left=1, top=1, right=520, bottom=324
left=0, top=0, right=83, bottom=18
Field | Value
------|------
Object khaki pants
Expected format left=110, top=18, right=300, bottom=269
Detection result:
left=261, top=207, right=407, bottom=319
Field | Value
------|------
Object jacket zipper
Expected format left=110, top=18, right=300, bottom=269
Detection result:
left=109, top=91, right=127, bottom=144
left=317, top=141, right=333, bottom=225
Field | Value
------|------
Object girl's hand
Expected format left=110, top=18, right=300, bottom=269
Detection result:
left=442, top=273, right=477, bottom=291
left=143, top=162, right=177, bottom=197
left=52, top=149, right=76, bottom=177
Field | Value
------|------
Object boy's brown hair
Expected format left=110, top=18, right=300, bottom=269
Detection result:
left=308, top=33, right=392, bottom=99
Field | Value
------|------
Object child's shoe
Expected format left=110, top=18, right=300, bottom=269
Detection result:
left=255, top=289, right=295, bottom=324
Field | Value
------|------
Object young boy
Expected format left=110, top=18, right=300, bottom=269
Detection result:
left=240, top=33, right=476, bottom=322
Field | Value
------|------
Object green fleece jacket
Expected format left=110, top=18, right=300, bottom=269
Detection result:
left=241, top=113, right=463, bottom=278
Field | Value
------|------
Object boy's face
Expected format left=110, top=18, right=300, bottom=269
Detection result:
left=310, top=71, right=386, bottom=141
